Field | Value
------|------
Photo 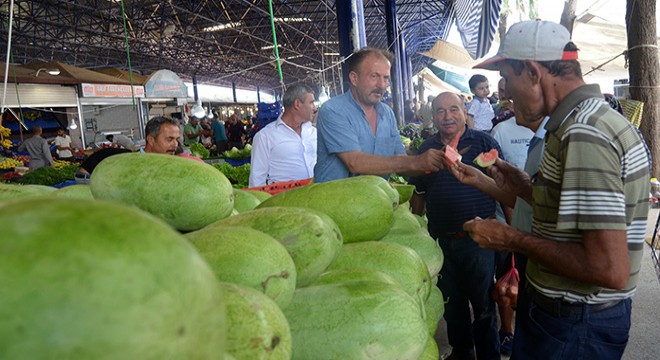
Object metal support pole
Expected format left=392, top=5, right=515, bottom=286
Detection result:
left=256, top=86, right=261, bottom=103
left=192, top=76, right=199, bottom=103
left=385, top=0, right=403, bottom=125
left=336, top=0, right=367, bottom=93
left=398, top=33, right=408, bottom=103
left=232, top=81, right=237, bottom=103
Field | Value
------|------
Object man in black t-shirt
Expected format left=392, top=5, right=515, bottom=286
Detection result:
left=75, top=148, right=131, bottom=183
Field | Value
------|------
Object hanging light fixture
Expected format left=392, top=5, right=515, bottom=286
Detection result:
left=190, top=104, right=206, bottom=119
left=35, top=68, right=61, bottom=77
left=68, top=119, right=78, bottom=130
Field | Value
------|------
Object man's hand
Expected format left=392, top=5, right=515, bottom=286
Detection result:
left=447, top=162, right=485, bottom=186
left=487, top=159, right=532, bottom=200
left=416, top=148, right=445, bottom=173
left=463, top=217, right=517, bottom=252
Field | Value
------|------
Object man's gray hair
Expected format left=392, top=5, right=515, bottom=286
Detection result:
left=145, top=116, right=179, bottom=139
left=282, top=84, right=314, bottom=108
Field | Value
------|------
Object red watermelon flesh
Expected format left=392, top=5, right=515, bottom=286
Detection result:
left=444, top=145, right=462, bottom=166
left=443, top=133, right=462, bottom=166
left=473, top=149, right=499, bottom=168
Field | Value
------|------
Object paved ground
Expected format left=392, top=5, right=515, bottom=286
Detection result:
left=434, top=208, right=660, bottom=359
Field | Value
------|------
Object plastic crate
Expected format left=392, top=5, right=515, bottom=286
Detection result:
left=246, top=178, right=313, bottom=195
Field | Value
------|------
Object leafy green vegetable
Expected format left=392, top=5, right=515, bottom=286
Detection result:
left=19, top=164, right=80, bottom=186
left=212, top=162, right=250, bottom=188
left=388, top=173, right=408, bottom=185
left=190, top=143, right=210, bottom=159
left=222, top=146, right=251, bottom=159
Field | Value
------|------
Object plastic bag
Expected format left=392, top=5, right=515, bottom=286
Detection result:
left=492, top=253, right=520, bottom=307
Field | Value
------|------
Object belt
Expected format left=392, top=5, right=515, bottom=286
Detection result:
left=526, top=286, right=621, bottom=317
left=440, top=231, right=469, bottom=240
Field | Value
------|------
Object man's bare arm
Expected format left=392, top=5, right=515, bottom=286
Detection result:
left=337, top=149, right=444, bottom=177
left=465, top=219, right=630, bottom=289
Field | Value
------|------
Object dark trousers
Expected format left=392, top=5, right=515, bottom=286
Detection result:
left=511, top=290, right=631, bottom=360
left=437, top=235, right=500, bottom=360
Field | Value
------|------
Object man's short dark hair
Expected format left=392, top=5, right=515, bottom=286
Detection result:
left=282, top=84, right=314, bottom=108
left=469, top=74, right=489, bottom=90
left=105, top=135, right=114, bottom=141
left=503, top=42, right=582, bottom=78
left=346, top=47, right=394, bottom=75
left=145, top=116, right=179, bottom=140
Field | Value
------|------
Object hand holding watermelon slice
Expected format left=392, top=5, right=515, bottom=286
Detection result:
left=473, top=149, right=499, bottom=168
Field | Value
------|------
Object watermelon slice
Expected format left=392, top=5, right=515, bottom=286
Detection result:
left=473, top=149, right=499, bottom=168
left=444, top=145, right=462, bottom=166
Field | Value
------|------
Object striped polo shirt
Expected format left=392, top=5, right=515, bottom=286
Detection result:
left=527, top=84, right=650, bottom=303
left=409, top=126, right=503, bottom=237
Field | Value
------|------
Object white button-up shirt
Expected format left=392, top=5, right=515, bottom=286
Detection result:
left=248, top=117, right=317, bottom=187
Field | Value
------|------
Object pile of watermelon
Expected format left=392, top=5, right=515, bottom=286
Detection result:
left=0, top=153, right=445, bottom=360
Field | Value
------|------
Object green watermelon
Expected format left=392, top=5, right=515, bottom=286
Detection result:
left=210, top=206, right=342, bottom=287
left=185, top=226, right=297, bottom=309
left=257, top=177, right=395, bottom=243
left=312, top=268, right=399, bottom=287
left=0, top=183, right=56, bottom=202
left=232, top=189, right=261, bottom=213
left=473, top=148, right=499, bottom=168
left=52, top=184, right=94, bottom=200
left=284, top=282, right=428, bottom=360
left=327, top=241, right=432, bottom=304
left=244, top=189, right=272, bottom=202
left=391, top=183, right=415, bottom=204
left=220, top=282, right=291, bottom=360
left=381, top=229, right=444, bottom=278
left=424, top=286, right=445, bottom=335
left=0, top=198, right=226, bottom=359
left=90, top=152, right=234, bottom=231
left=418, top=337, right=440, bottom=360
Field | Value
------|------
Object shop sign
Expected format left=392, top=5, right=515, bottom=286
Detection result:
left=81, top=83, right=145, bottom=98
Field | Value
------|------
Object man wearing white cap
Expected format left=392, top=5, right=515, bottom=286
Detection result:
left=462, top=20, right=650, bottom=359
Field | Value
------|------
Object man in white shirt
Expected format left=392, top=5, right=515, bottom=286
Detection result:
left=54, top=128, right=74, bottom=161
left=249, top=84, right=317, bottom=187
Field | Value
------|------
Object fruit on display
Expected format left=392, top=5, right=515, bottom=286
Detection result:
left=210, top=206, right=343, bottom=287
left=381, top=206, right=444, bottom=278
left=0, top=183, right=56, bottom=202
left=419, top=337, right=440, bottom=360
left=244, top=189, right=272, bottom=201
left=220, top=282, right=291, bottom=360
left=424, top=286, right=446, bottom=336
left=232, top=189, right=262, bottom=213
left=1, top=171, right=447, bottom=358
left=52, top=184, right=94, bottom=200
left=473, top=148, right=499, bottom=168
left=326, top=241, right=432, bottom=305
left=0, top=157, right=23, bottom=169
left=185, top=226, right=297, bottom=309
left=284, top=281, right=428, bottom=360
left=340, top=175, right=400, bottom=208
left=391, top=183, right=415, bottom=204
left=312, top=268, right=399, bottom=287
left=0, top=198, right=227, bottom=359
left=257, top=176, right=395, bottom=243
left=90, top=152, right=234, bottom=231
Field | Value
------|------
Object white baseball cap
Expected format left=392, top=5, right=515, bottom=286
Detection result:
left=474, top=20, right=578, bottom=70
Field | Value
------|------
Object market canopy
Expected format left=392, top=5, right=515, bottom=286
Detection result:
left=426, top=63, right=471, bottom=94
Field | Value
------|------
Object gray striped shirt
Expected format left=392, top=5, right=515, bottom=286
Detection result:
left=528, top=84, right=650, bottom=303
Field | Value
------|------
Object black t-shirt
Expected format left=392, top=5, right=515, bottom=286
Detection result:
left=226, top=122, right=245, bottom=142
left=80, top=148, right=131, bottom=174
